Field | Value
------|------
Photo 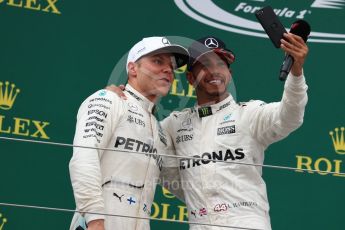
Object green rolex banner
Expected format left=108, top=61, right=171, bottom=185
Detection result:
left=1, top=0, right=344, bottom=229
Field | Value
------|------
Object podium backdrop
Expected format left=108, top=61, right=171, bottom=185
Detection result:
left=1, top=0, right=344, bottom=229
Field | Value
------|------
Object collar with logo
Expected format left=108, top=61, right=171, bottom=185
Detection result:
left=125, top=84, right=156, bottom=114
left=195, top=94, right=235, bottom=118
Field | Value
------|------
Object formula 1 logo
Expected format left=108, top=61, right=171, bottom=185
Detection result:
left=175, top=0, right=345, bottom=44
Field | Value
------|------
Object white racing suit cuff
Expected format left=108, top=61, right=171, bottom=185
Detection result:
left=84, top=213, right=105, bottom=225
left=286, top=71, right=307, bottom=94
left=287, top=70, right=305, bottom=83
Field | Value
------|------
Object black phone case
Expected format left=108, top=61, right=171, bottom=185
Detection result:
left=255, top=6, right=287, bottom=48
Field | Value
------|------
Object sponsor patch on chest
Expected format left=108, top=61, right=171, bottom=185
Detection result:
left=176, top=134, right=194, bottom=144
left=217, top=125, right=236, bottom=135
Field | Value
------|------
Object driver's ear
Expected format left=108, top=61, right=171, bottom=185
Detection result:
left=127, top=62, right=137, bottom=77
left=187, top=71, right=195, bottom=86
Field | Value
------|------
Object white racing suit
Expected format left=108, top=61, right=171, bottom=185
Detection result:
left=69, top=85, right=171, bottom=230
left=161, top=74, right=308, bottom=230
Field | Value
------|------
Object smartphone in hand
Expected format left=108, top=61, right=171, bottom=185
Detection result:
left=255, top=6, right=287, bottom=48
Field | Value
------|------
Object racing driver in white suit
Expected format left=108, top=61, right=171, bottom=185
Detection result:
left=69, top=36, right=188, bottom=230
left=161, top=34, right=308, bottom=230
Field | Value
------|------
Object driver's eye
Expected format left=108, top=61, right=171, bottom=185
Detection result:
left=153, top=58, right=163, bottom=65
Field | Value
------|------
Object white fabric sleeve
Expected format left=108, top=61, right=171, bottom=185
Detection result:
left=69, top=90, right=123, bottom=223
left=248, top=73, right=308, bottom=147
left=159, top=116, right=185, bottom=202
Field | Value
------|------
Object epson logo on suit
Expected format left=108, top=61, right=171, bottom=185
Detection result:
left=217, top=125, right=235, bottom=135
left=88, top=109, right=108, bottom=118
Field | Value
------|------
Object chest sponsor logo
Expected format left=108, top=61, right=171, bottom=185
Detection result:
left=217, top=125, right=236, bottom=135
left=224, top=114, right=231, bottom=121
left=198, top=106, right=212, bottom=118
left=114, top=136, right=163, bottom=170
left=180, top=148, right=245, bottom=170
left=128, top=102, right=138, bottom=111
left=127, top=115, right=145, bottom=127
left=176, top=134, right=193, bottom=144
left=177, top=118, right=193, bottom=132
left=127, top=102, right=144, bottom=117
left=127, top=103, right=144, bottom=117
left=219, top=114, right=235, bottom=125
left=128, top=110, right=144, bottom=117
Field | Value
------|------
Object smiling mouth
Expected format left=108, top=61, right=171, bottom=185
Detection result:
left=207, top=79, right=223, bottom=85
left=159, top=78, right=171, bottom=84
